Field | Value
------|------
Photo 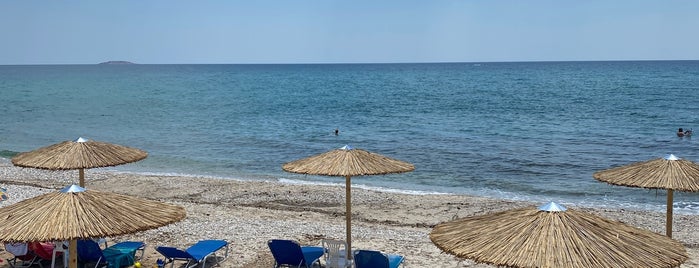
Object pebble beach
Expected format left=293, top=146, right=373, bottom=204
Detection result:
left=1, top=159, right=698, bottom=267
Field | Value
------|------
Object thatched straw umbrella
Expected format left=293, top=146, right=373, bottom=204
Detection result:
left=282, top=145, right=414, bottom=257
left=430, top=202, right=687, bottom=268
left=0, top=184, right=186, bottom=268
left=593, top=154, right=699, bottom=237
left=12, top=137, right=148, bottom=187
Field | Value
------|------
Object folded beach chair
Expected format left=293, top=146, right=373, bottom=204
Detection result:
left=77, top=239, right=145, bottom=268
left=5, top=242, right=38, bottom=268
left=321, top=239, right=351, bottom=268
left=5, top=242, right=57, bottom=268
left=353, top=250, right=404, bottom=268
left=155, top=239, right=229, bottom=268
left=6, top=242, right=40, bottom=268
left=267, top=239, right=324, bottom=268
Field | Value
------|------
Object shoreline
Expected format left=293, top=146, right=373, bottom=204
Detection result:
left=70, top=169, right=699, bottom=216
left=3, top=154, right=699, bottom=217
left=1, top=163, right=698, bottom=267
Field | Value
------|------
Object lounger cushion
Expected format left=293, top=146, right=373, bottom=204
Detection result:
left=186, top=240, right=228, bottom=262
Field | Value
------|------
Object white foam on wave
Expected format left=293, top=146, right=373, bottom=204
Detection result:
left=100, top=169, right=251, bottom=182
left=276, top=178, right=449, bottom=196
left=453, top=187, right=699, bottom=215
left=60, top=167, right=699, bottom=215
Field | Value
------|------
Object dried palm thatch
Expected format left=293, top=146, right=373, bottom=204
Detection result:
left=12, top=137, right=148, bottom=186
left=12, top=137, right=148, bottom=171
left=0, top=185, right=185, bottom=268
left=282, top=145, right=415, bottom=176
left=0, top=185, right=185, bottom=242
left=593, top=154, right=699, bottom=191
left=430, top=202, right=687, bottom=268
left=593, top=154, right=699, bottom=237
left=282, top=145, right=414, bottom=257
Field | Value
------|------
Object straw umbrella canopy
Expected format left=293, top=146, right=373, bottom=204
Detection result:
left=12, top=137, right=148, bottom=187
left=593, top=154, right=699, bottom=237
left=282, top=145, right=414, bottom=256
left=0, top=184, right=186, bottom=268
left=430, top=202, right=688, bottom=268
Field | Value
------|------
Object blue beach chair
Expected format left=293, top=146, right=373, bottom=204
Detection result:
left=155, top=239, right=229, bottom=268
left=77, top=240, right=145, bottom=268
left=267, top=239, right=323, bottom=268
left=110, top=241, right=146, bottom=261
left=353, top=250, right=404, bottom=268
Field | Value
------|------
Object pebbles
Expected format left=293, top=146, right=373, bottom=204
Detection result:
left=1, top=159, right=698, bottom=267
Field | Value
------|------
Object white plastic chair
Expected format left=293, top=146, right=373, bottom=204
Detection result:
left=321, top=239, right=351, bottom=268
left=51, top=241, right=68, bottom=268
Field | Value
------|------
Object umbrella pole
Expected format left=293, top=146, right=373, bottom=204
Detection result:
left=79, top=168, right=85, bottom=187
left=346, top=175, right=352, bottom=260
left=69, top=239, right=78, bottom=268
left=667, top=189, right=674, bottom=238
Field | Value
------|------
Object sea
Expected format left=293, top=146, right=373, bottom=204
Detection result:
left=1, top=61, right=699, bottom=214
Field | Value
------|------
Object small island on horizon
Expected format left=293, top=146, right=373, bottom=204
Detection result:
left=98, top=61, right=135, bottom=65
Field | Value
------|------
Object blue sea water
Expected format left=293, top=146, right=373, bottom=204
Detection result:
left=2, top=61, right=699, bottom=213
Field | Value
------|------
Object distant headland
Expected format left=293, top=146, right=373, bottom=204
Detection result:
left=98, top=61, right=135, bottom=65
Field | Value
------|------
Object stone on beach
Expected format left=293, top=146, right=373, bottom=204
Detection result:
left=1, top=159, right=698, bottom=267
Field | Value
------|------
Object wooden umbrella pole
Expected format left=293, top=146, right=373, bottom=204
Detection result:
left=667, top=189, right=674, bottom=238
left=79, top=168, right=85, bottom=187
left=346, top=175, right=352, bottom=260
left=69, top=239, right=78, bottom=268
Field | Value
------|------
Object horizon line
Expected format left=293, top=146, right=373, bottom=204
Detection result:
left=2, top=59, right=698, bottom=66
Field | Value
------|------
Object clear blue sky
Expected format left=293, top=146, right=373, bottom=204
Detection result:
left=1, top=1, right=697, bottom=64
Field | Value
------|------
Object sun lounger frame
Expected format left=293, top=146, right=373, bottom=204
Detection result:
left=156, top=240, right=229, bottom=268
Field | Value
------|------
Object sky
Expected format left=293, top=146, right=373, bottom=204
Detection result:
left=1, top=1, right=698, bottom=64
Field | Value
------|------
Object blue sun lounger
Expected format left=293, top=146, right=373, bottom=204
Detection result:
left=156, top=240, right=229, bottom=268
left=267, top=239, right=324, bottom=268
left=77, top=240, right=145, bottom=268
left=354, top=250, right=404, bottom=268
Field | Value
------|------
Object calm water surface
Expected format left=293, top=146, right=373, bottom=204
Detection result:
left=2, top=61, right=699, bottom=213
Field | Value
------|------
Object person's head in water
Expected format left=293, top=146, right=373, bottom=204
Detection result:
left=334, top=128, right=339, bottom=135
left=678, top=128, right=685, bottom=137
